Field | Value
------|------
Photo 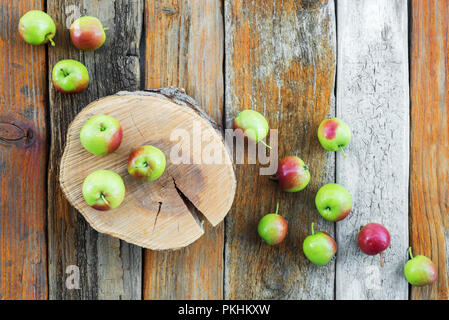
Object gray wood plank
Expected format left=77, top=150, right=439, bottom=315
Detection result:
left=47, top=0, right=143, bottom=299
left=335, top=0, right=409, bottom=300
left=224, top=0, right=336, bottom=299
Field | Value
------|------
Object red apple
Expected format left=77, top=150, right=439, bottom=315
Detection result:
left=275, top=156, right=310, bottom=192
left=70, top=16, right=107, bottom=51
left=358, top=223, right=390, bottom=266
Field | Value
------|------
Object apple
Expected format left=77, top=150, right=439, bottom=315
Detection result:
left=257, top=203, right=287, bottom=245
left=80, top=114, right=122, bottom=156
left=315, top=183, right=352, bottom=221
left=52, top=59, right=89, bottom=93
left=317, top=118, right=351, bottom=155
left=128, top=145, right=166, bottom=181
left=70, top=16, right=107, bottom=51
left=275, top=156, right=310, bottom=192
left=358, top=223, right=390, bottom=266
left=404, top=247, right=438, bottom=286
left=233, top=110, right=270, bottom=147
left=18, top=10, right=56, bottom=46
left=303, top=223, right=337, bottom=266
left=82, top=170, right=125, bottom=211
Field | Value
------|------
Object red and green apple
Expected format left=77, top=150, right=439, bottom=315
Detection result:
left=127, top=145, right=166, bottom=181
left=82, top=170, right=125, bottom=211
left=80, top=114, right=122, bottom=156
left=19, top=10, right=56, bottom=46
left=315, top=183, right=352, bottom=222
left=234, top=110, right=270, bottom=147
left=70, top=16, right=107, bottom=51
left=317, top=118, right=351, bottom=155
left=404, top=247, right=438, bottom=286
left=52, top=59, right=89, bottom=93
left=303, top=223, right=337, bottom=266
left=257, top=203, right=287, bottom=245
left=275, top=156, right=310, bottom=192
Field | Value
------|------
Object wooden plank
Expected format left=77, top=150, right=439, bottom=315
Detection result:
left=410, top=0, right=449, bottom=300
left=0, top=0, right=48, bottom=300
left=47, top=0, right=143, bottom=299
left=224, top=0, right=336, bottom=299
left=143, top=0, right=225, bottom=299
left=335, top=0, right=409, bottom=299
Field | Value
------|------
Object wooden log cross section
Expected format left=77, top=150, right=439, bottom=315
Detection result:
left=0, top=0, right=447, bottom=300
left=59, top=90, right=236, bottom=250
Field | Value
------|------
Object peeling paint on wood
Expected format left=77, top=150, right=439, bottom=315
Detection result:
left=335, top=0, right=409, bottom=300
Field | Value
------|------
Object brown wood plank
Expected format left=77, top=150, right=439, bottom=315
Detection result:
left=0, top=0, right=48, bottom=300
left=143, top=0, right=225, bottom=299
left=47, top=0, right=143, bottom=299
left=410, top=0, right=449, bottom=300
left=224, top=0, right=336, bottom=299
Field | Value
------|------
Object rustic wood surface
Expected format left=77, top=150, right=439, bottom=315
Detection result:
left=335, top=0, right=410, bottom=300
left=0, top=0, right=48, bottom=299
left=143, top=0, right=226, bottom=299
left=47, top=0, right=143, bottom=299
left=224, top=0, right=336, bottom=299
left=410, top=0, right=449, bottom=300
left=60, top=92, right=235, bottom=249
left=1, top=0, right=448, bottom=300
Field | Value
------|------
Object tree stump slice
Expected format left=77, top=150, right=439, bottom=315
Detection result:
left=59, top=89, right=236, bottom=250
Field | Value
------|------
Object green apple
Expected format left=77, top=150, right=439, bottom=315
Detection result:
left=52, top=59, right=89, bottom=93
left=234, top=110, right=270, bottom=147
left=257, top=203, right=288, bottom=245
left=80, top=115, right=122, bottom=156
left=404, top=247, right=438, bottom=286
left=70, top=16, right=107, bottom=51
left=315, top=183, right=352, bottom=222
left=303, top=223, right=337, bottom=266
left=82, top=170, right=125, bottom=211
left=127, top=145, right=166, bottom=181
left=18, top=10, right=56, bottom=46
left=275, top=156, right=310, bottom=192
left=317, top=118, right=351, bottom=155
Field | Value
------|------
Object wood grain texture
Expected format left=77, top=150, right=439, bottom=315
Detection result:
left=47, top=0, right=143, bottom=299
left=60, top=92, right=235, bottom=249
left=224, top=0, right=336, bottom=299
left=143, top=0, right=225, bottom=299
left=0, top=0, right=48, bottom=300
left=335, top=0, right=409, bottom=300
left=410, top=0, right=449, bottom=300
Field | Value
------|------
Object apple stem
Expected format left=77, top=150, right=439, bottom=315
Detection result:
left=311, top=222, right=315, bottom=235
left=340, top=147, right=347, bottom=158
left=379, top=252, right=384, bottom=268
left=408, top=247, right=414, bottom=259
left=60, top=68, right=69, bottom=77
left=261, top=140, right=272, bottom=149
left=46, top=34, right=55, bottom=46
left=101, top=193, right=109, bottom=206
left=275, top=202, right=279, bottom=215
left=103, top=27, right=110, bottom=31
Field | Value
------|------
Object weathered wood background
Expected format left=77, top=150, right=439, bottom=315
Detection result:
left=0, top=0, right=447, bottom=300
